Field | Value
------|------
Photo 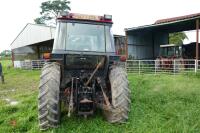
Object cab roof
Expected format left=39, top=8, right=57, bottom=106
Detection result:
left=57, top=13, right=113, bottom=24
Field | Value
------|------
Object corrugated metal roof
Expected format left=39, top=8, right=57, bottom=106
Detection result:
left=155, top=12, right=200, bottom=24
left=11, top=23, right=56, bottom=49
left=125, top=24, right=155, bottom=32
left=125, top=12, right=200, bottom=32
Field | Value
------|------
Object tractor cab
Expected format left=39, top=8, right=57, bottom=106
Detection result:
left=159, top=44, right=182, bottom=58
left=52, top=13, right=115, bottom=54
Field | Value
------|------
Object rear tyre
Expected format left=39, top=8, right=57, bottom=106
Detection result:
left=104, top=66, right=131, bottom=123
left=38, top=62, right=61, bottom=130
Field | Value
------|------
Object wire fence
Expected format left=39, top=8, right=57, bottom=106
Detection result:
left=126, top=59, right=200, bottom=74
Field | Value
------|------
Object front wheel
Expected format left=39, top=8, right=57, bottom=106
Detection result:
left=104, top=66, right=131, bottom=123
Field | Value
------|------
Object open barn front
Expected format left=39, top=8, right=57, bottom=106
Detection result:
left=12, top=39, right=53, bottom=69
left=125, top=13, right=200, bottom=60
left=125, top=13, right=200, bottom=74
left=12, top=39, right=53, bottom=61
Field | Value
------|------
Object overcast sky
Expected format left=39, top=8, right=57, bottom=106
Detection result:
left=0, top=0, right=200, bottom=52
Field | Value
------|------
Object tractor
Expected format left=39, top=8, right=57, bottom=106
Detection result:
left=156, top=43, right=200, bottom=71
left=38, top=13, right=131, bottom=130
left=156, top=44, right=184, bottom=70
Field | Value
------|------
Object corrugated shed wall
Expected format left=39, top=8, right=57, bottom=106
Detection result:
left=128, top=32, right=153, bottom=59
left=127, top=31, right=168, bottom=59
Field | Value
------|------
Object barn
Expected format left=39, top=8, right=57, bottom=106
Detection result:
left=10, top=24, right=55, bottom=68
left=125, top=12, right=200, bottom=60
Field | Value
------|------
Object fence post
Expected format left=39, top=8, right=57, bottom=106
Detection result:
left=173, top=60, right=176, bottom=75
left=195, top=60, right=197, bottom=73
left=155, top=60, right=157, bottom=75
left=31, top=61, right=33, bottom=69
left=139, top=60, right=140, bottom=75
left=38, top=61, right=40, bottom=69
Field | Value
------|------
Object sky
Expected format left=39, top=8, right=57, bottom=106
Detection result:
left=0, top=0, right=200, bottom=52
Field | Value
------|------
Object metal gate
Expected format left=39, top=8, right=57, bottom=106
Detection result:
left=126, top=59, right=200, bottom=74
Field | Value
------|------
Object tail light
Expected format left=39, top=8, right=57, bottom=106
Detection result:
left=120, top=55, right=127, bottom=62
left=43, top=53, right=51, bottom=59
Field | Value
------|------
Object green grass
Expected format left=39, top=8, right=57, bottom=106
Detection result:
left=0, top=60, right=200, bottom=133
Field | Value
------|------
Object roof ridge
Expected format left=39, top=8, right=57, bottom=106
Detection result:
left=10, top=24, right=29, bottom=46
left=27, top=23, right=56, bottom=28
left=155, top=12, right=200, bottom=24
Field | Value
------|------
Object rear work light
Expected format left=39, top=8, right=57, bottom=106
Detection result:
left=104, top=14, right=112, bottom=20
left=60, top=11, right=69, bottom=17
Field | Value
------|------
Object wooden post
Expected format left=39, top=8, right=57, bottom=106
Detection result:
left=196, top=19, right=199, bottom=60
left=11, top=50, right=14, bottom=67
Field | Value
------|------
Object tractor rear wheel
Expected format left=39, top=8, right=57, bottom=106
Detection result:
left=38, top=62, right=61, bottom=130
left=104, top=66, right=131, bottom=123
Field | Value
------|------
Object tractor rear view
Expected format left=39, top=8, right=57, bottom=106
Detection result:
left=38, top=13, right=131, bottom=130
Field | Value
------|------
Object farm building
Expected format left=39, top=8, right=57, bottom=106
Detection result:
left=125, top=12, right=200, bottom=60
left=11, top=24, right=55, bottom=68
left=10, top=23, right=125, bottom=68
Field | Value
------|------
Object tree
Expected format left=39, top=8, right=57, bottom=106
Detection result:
left=0, top=50, right=11, bottom=57
left=34, top=0, right=71, bottom=26
left=169, top=32, right=188, bottom=45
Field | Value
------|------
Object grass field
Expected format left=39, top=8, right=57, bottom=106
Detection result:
left=0, top=60, right=200, bottom=133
